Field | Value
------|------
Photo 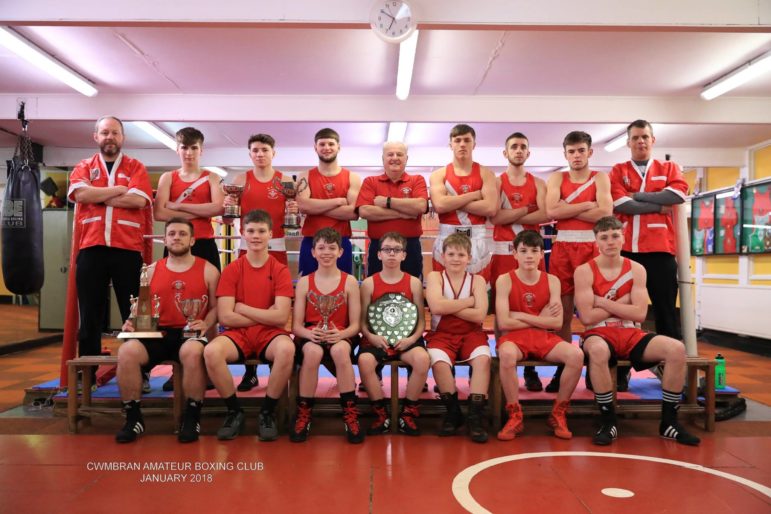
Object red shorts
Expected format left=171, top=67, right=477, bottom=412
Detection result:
left=425, top=330, right=490, bottom=365
left=497, top=328, right=563, bottom=360
left=549, top=241, right=597, bottom=295
left=583, top=327, right=646, bottom=359
left=221, top=325, right=291, bottom=360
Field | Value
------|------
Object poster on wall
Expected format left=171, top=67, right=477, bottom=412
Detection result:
left=714, top=192, right=741, bottom=255
left=741, top=181, right=771, bottom=254
left=691, top=194, right=715, bottom=256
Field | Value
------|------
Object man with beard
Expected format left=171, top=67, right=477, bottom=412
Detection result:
left=297, top=128, right=362, bottom=276
left=67, top=116, right=153, bottom=363
left=489, top=132, right=549, bottom=392
left=115, top=219, right=219, bottom=443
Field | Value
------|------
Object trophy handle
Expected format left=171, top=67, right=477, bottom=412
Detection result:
left=200, top=295, right=208, bottom=316
left=296, top=177, right=309, bottom=194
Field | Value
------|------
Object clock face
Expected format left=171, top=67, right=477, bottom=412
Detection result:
left=370, top=1, right=415, bottom=43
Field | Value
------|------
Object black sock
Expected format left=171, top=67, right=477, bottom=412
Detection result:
left=261, top=395, right=278, bottom=414
left=371, top=398, right=388, bottom=408
left=661, top=389, right=681, bottom=424
left=186, top=398, right=202, bottom=410
left=594, top=391, right=616, bottom=425
left=224, top=394, right=241, bottom=413
left=297, top=396, right=315, bottom=407
left=340, top=390, right=356, bottom=406
left=403, top=398, right=419, bottom=407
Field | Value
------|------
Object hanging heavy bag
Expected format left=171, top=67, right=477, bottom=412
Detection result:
left=1, top=132, right=44, bottom=294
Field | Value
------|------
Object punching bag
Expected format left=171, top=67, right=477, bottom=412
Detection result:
left=1, top=129, right=44, bottom=294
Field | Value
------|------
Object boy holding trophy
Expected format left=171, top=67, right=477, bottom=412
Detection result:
left=290, top=228, right=363, bottom=443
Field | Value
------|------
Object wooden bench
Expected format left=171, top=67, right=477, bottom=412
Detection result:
left=489, top=357, right=716, bottom=432
left=66, top=355, right=183, bottom=434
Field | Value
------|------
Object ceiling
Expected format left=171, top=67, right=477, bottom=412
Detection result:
left=1, top=0, right=770, bottom=178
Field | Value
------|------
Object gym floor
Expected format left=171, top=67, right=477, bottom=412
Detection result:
left=0, top=304, right=769, bottom=513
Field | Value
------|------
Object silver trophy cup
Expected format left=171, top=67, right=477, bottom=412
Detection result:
left=175, top=294, right=208, bottom=339
left=306, top=290, right=346, bottom=335
left=222, top=183, right=245, bottom=219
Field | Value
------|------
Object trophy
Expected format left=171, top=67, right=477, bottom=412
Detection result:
left=271, top=175, right=308, bottom=230
left=175, top=294, right=208, bottom=339
left=118, top=264, right=163, bottom=339
left=367, top=293, right=419, bottom=347
left=222, top=182, right=246, bottom=219
left=307, top=290, right=346, bottom=334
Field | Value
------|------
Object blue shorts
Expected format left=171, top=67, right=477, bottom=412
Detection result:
left=299, top=236, right=353, bottom=276
left=366, top=237, right=423, bottom=280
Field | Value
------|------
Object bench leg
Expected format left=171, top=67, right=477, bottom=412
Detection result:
left=610, top=364, right=618, bottom=408
left=390, top=362, right=399, bottom=434
left=172, top=362, right=184, bottom=431
left=82, top=366, right=93, bottom=427
left=491, top=360, right=501, bottom=431
left=705, top=365, right=716, bottom=432
left=67, top=365, right=78, bottom=433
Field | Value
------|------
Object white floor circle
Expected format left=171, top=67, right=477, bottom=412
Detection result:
left=452, top=451, right=771, bottom=514
left=601, top=487, right=635, bottom=498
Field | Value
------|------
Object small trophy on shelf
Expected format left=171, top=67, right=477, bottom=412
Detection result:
left=118, top=264, right=163, bottom=339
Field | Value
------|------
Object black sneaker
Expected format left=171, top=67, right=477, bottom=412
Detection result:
left=217, top=410, right=245, bottom=440
left=398, top=404, right=421, bottom=436
left=523, top=368, right=543, bottom=392
left=438, top=410, right=464, bottom=436
left=290, top=401, right=312, bottom=442
left=593, top=424, right=618, bottom=446
left=342, top=401, right=364, bottom=444
left=178, top=407, right=201, bottom=443
left=367, top=403, right=391, bottom=435
left=162, top=375, right=174, bottom=392
left=660, top=421, right=701, bottom=446
left=545, top=369, right=561, bottom=393
left=116, top=417, right=145, bottom=443
left=141, top=372, right=151, bottom=394
left=237, top=372, right=259, bottom=392
left=258, top=411, right=279, bottom=441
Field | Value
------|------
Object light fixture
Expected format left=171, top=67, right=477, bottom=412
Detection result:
left=205, top=167, right=228, bottom=178
left=701, top=50, right=771, bottom=100
left=396, top=30, right=419, bottom=100
left=0, top=27, right=98, bottom=97
left=603, top=132, right=628, bottom=153
left=387, top=122, right=408, bottom=142
left=134, top=121, right=177, bottom=150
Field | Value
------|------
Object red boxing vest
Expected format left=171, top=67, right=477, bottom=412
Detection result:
left=305, top=272, right=349, bottom=329
left=507, top=270, right=550, bottom=315
left=150, top=257, right=209, bottom=328
left=169, top=169, right=214, bottom=239
left=241, top=170, right=288, bottom=239
left=557, top=171, right=599, bottom=232
left=438, top=162, right=486, bottom=226
left=301, top=167, right=352, bottom=237
left=493, top=172, right=539, bottom=241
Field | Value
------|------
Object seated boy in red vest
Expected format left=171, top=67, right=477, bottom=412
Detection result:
left=575, top=216, right=700, bottom=446
left=290, top=228, right=363, bottom=443
left=359, top=232, right=429, bottom=436
left=495, top=230, right=583, bottom=440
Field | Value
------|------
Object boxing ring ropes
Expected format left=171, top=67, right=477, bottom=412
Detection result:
left=58, top=205, right=698, bottom=387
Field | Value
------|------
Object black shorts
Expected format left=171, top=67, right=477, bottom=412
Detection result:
left=137, top=328, right=200, bottom=368
left=295, top=335, right=360, bottom=376
left=357, top=337, right=426, bottom=364
left=582, top=332, right=657, bottom=371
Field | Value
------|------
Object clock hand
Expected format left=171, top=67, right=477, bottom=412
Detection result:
left=380, top=9, right=395, bottom=20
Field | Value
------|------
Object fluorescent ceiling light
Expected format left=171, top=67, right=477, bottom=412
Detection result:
left=205, top=167, right=228, bottom=177
left=603, top=132, right=628, bottom=153
left=134, top=121, right=177, bottom=150
left=701, top=50, right=771, bottom=101
left=387, top=122, right=408, bottom=142
left=396, top=30, right=419, bottom=100
left=0, top=27, right=98, bottom=97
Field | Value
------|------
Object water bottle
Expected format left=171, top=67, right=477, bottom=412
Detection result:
left=715, top=354, right=726, bottom=390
